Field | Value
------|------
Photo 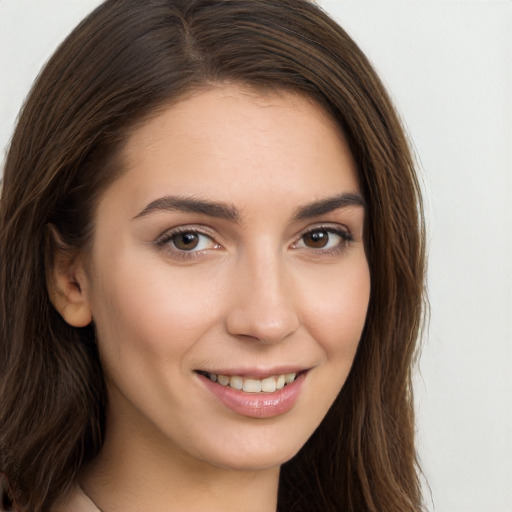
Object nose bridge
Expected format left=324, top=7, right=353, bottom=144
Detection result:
left=225, top=243, right=300, bottom=343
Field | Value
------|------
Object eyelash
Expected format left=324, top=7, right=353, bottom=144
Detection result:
left=154, top=227, right=219, bottom=261
left=154, top=224, right=353, bottom=260
left=293, top=225, right=353, bottom=255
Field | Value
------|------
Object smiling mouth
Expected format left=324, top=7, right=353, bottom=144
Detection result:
left=196, top=370, right=304, bottom=393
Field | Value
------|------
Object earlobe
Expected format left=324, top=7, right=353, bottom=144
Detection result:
left=45, top=225, right=93, bottom=328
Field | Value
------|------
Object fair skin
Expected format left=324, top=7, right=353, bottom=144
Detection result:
left=50, top=85, right=370, bottom=512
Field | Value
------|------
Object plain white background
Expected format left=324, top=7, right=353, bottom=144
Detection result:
left=1, top=1, right=511, bottom=511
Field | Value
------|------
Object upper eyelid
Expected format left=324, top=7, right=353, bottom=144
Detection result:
left=154, top=225, right=217, bottom=243
left=301, top=223, right=349, bottom=232
left=292, top=226, right=352, bottom=246
left=296, top=223, right=352, bottom=238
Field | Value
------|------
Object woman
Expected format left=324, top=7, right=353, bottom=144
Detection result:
left=0, top=0, right=426, bottom=511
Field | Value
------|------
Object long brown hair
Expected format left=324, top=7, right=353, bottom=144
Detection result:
left=0, top=1, right=426, bottom=510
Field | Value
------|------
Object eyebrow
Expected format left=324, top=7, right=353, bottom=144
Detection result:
left=293, top=192, right=365, bottom=220
left=133, top=195, right=240, bottom=222
left=133, top=192, right=364, bottom=222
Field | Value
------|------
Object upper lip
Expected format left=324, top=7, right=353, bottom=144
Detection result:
left=195, top=366, right=309, bottom=378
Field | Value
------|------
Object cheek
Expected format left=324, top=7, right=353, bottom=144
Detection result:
left=88, top=257, right=222, bottom=363
left=300, top=258, right=371, bottom=361
left=287, top=257, right=370, bottom=433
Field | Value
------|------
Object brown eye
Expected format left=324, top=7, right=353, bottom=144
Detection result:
left=302, top=230, right=330, bottom=248
left=156, top=228, right=220, bottom=256
left=172, top=232, right=200, bottom=251
left=294, top=227, right=351, bottom=252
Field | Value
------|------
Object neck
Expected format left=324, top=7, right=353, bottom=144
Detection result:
left=80, top=389, right=280, bottom=512
left=81, top=456, right=279, bottom=512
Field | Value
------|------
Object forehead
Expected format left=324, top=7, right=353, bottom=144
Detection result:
left=101, top=84, right=360, bottom=219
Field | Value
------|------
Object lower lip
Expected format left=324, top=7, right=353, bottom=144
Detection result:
left=198, top=372, right=306, bottom=419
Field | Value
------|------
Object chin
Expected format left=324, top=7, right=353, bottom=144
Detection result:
left=186, top=424, right=311, bottom=473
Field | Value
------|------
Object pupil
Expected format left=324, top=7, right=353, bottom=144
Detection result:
left=305, top=230, right=328, bottom=248
left=174, top=232, right=199, bottom=250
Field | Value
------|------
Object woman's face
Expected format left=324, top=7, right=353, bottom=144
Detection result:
left=79, top=85, right=370, bottom=472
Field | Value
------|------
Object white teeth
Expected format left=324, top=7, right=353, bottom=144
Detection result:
left=261, top=376, right=276, bottom=393
left=204, top=371, right=300, bottom=393
left=284, top=372, right=296, bottom=384
left=217, top=374, right=230, bottom=386
left=243, top=378, right=262, bottom=393
left=229, top=375, right=243, bottom=390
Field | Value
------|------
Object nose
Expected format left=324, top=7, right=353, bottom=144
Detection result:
left=225, top=250, right=300, bottom=344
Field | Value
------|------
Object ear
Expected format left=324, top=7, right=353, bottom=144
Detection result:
left=45, top=225, right=93, bottom=327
